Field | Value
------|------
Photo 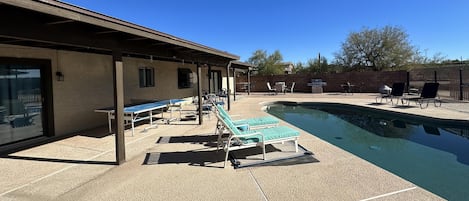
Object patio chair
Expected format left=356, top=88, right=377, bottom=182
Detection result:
left=192, top=96, right=213, bottom=119
left=375, top=82, right=405, bottom=105
left=167, top=100, right=182, bottom=123
left=266, top=82, right=277, bottom=95
left=341, top=82, right=353, bottom=95
left=401, top=83, right=441, bottom=109
left=284, top=82, right=295, bottom=93
left=215, top=112, right=299, bottom=168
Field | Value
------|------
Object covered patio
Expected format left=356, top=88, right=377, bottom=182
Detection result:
left=0, top=0, right=240, bottom=163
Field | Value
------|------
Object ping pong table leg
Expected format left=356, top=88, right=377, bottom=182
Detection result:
left=149, top=110, right=153, bottom=127
left=131, top=113, right=135, bottom=136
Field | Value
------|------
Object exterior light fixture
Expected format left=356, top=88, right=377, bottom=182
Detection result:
left=56, top=71, right=64, bottom=81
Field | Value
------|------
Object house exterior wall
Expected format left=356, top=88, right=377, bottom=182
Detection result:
left=0, top=44, right=228, bottom=137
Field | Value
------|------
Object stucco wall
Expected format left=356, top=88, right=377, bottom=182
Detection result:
left=122, top=57, right=198, bottom=102
left=1, top=44, right=232, bottom=137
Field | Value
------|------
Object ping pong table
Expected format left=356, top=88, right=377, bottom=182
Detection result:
left=94, top=99, right=185, bottom=136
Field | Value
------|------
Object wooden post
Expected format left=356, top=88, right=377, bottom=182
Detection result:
left=208, top=64, right=212, bottom=94
left=197, top=63, right=203, bottom=125
left=226, top=61, right=232, bottom=111
left=233, top=67, right=237, bottom=101
left=460, top=68, right=464, bottom=101
left=247, top=69, right=251, bottom=95
left=113, top=51, right=125, bottom=165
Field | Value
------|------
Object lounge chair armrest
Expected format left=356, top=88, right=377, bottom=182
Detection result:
left=235, top=123, right=250, bottom=131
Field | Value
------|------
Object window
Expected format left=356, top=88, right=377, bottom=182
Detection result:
left=139, top=67, right=154, bottom=87
left=178, top=68, right=193, bottom=88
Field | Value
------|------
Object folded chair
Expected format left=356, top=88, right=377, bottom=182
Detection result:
left=215, top=112, right=300, bottom=168
left=401, top=83, right=441, bottom=109
left=376, top=82, right=405, bottom=105
left=284, top=82, right=295, bottom=93
left=266, top=82, right=277, bottom=95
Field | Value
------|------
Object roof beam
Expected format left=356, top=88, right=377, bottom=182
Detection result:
left=95, top=30, right=119, bottom=35
left=126, top=37, right=147, bottom=41
left=46, top=19, right=74, bottom=25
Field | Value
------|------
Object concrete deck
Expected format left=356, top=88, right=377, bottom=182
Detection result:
left=1, top=93, right=468, bottom=201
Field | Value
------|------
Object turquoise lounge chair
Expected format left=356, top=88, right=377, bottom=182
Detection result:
left=215, top=105, right=279, bottom=130
left=215, top=112, right=300, bottom=168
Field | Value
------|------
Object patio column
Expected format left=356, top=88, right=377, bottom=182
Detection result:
left=112, top=51, right=125, bottom=165
left=197, top=63, right=203, bottom=125
left=247, top=69, right=251, bottom=95
left=208, top=64, right=212, bottom=94
left=233, top=67, right=237, bottom=101
left=226, top=61, right=232, bottom=111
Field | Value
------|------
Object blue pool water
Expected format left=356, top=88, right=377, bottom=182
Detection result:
left=267, top=103, right=469, bottom=200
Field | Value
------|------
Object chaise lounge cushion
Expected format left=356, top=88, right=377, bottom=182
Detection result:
left=216, top=105, right=279, bottom=127
left=238, top=126, right=300, bottom=144
left=233, top=116, right=279, bottom=127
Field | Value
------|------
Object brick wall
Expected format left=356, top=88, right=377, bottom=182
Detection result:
left=236, top=71, right=407, bottom=93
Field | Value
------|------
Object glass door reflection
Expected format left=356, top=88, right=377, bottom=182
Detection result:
left=0, top=64, right=44, bottom=145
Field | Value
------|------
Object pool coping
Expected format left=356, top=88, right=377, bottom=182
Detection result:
left=265, top=101, right=469, bottom=126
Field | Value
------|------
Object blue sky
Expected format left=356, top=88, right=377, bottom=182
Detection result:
left=63, top=0, right=469, bottom=63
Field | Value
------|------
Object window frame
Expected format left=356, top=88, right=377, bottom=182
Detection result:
left=177, top=68, right=193, bottom=89
left=138, top=67, right=155, bottom=88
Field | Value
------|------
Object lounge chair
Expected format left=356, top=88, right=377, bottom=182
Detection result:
left=215, top=112, right=299, bottom=168
left=376, top=82, right=405, bottom=105
left=401, top=83, right=441, bottom=109
left=215, top=105, right=279, bottom=130
left=266, top=82, right=277, bottom=95
left=284, top=82, right=295, bottom=93
left=214, top=105, right=281, bottom=152
left=2, top=99, right=33, bottom=128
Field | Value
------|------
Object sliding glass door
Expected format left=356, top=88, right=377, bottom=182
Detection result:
left=210, top=70, right=222, bottom=94
left=0, top=58, right=51, bottom=145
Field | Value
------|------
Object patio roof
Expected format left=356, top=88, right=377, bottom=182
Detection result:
left=0, top=0, right=239, bottom=66
left=231, top=60, right=257, bottom=71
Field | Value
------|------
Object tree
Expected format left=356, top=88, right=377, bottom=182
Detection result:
left=247, top=49, right=267, bottom=67
left=247, top=49, right=284, bottom=75
left=294, top=61, right=305, bottom=73
left=410, top=49, right=447, bottom=66
left=334, top=26, right=416, bottom=71
left=306, top=57, right=329, bottom=73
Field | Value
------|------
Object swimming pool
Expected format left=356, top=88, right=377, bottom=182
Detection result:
left=267, top=102, right=469, bottom=200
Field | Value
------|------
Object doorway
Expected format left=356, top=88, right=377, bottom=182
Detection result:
left=210, top=70, right=222, bottom=94
left=0, top=58, right=53, bottom=146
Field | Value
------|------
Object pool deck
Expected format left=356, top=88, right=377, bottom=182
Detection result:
left=1, top=92, right=467, bottom=201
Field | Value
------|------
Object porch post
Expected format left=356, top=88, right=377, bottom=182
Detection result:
left=112, top=51, right=125, bottom=164
left=208, top=64, right=212, bottom=94
left=233, top=67, right=237, bottom=101
left=197, top=63, right=203, bottom=125
left=226, top=61, right=232, bottom=111
left=247, top=69, right=251, bottom=95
